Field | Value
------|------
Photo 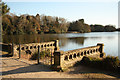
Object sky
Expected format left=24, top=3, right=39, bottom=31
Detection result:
left=2, top=0, right=119, bottom=28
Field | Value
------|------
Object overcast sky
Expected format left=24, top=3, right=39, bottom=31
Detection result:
left=2, top=0, right=119, bottom=28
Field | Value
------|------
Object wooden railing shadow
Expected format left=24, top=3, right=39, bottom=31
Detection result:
left=0, top=43, right=12, bottom=57
left=1, top=44, right=8, bottom=52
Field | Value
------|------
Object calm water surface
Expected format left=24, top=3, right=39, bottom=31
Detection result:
left=2, top=32, right=119, bottom=58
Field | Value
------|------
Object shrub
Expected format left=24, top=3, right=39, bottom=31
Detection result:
left=30, top=52, right=38, bottom=60
left=102, top=56, right=120, bottom=70
left=30, top=50, right=51, bottom=60
left=80, top=56, right=102, bottom=68
left=75, top=56, right=120, bottom=71
left=81, top=56, right=91, bottom=65
left=40, top=50, right=51, bottom=58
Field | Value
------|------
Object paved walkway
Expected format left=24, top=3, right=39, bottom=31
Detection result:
left=1, top=51, right=120, bottom=79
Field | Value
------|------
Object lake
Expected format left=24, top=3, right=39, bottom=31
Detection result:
left=2, top=32, right=119, bottom=58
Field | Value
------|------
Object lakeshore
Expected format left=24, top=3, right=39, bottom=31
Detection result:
left=1, top=1, right=119, bottom=79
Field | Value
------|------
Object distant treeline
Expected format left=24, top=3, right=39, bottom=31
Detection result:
left=90, top=24, right=116, bottom=32
left=1, top=2, right=119, bottom=35
left=2, top=14, right=69, bottom=35
left=116, top=28, right=120, bottom=31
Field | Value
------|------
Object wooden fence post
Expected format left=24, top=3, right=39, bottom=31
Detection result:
left=12, top=42, right=14, bottom=56
left=37, top=46, right=40, bottom=64
left=51, top=49, right=52, bottom=66
left=19, top=44, right=21, bottom=59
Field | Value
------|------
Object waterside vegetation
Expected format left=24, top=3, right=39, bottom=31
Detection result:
left=74, top=56, right=120, bottom=73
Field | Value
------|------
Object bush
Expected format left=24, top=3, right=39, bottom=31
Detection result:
left=30, top=52, right=38, bottom=60
left=81, top=56, right=91, bottom=65
left=40, top=50, right=51, bottom=58
left=30, top=50, right=51, bottom=60
left=80, top=56, right=102, bottom=68
left=103, top=56, right=120, bottom=70
left=75, top=56, right=120, bottom=71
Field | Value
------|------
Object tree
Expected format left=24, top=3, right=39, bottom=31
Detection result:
left=68, top=19, right=91, bottom=33
left=2, top=15, right=14, bottom=34
left=92, top=24, right=104, bottom=32
left=90, top=24, right=116, bottom=32
left=2, top=2, right=10, bottom=15
left=104, top=25, right=116, bottom=32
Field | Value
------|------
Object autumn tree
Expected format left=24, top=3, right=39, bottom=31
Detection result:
left=2, top=2, right=10, bottom=15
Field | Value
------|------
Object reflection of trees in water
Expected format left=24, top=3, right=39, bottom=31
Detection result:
left=59, top=38, right=68, bottom=47
left=2, top=34, right=59, bottom=44
left=85, top=37, right=102, bottom=40
left=85, top=37, right=115, bottom=40
left=3, top=34, right=86, bottom=47
left=59, top=37, right=86, bottom=47
left=69, top=37, right=86, bottom=45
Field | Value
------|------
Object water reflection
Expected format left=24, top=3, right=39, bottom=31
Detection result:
left=3, top=34, right=86, bottom=45
left=2, top=32, right=119, bottom=58
left=3, top=34, right=59, bottom=44
left=59, top=37, right=86, bottom=50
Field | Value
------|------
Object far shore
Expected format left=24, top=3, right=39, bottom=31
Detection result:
left=1, top=31, right=120, bottom=36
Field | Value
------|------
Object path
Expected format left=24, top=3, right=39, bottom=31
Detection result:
left=1, top=51, right=120, bottom=79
